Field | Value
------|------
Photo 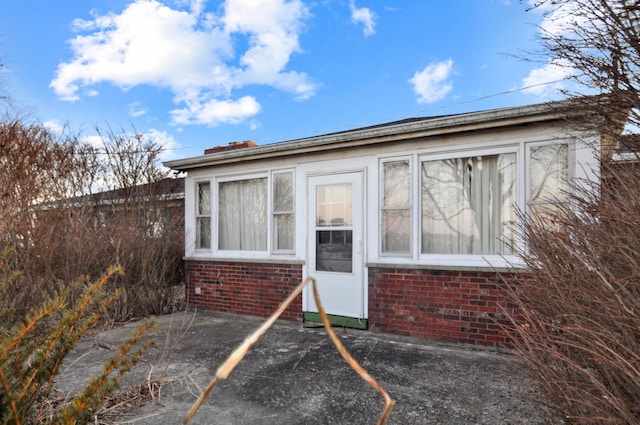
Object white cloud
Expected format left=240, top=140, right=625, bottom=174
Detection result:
left=349, top=1, right=376, bottom=37
left=520, top=1, right=580, bottom=97
left=222, top=0, right=317, bottom=98
left=521, top=60, right=572, bottom=96
left=43, top=119, right=64, bottom=134
left=128, top=101, right=148, bottom=118
left=170, top=95, right=261, bottom=126
left=409, top=59, right=454, bottom=104
left=145, top=128, right=180, bottom=162
left=50, top=0, right=317, bottom=126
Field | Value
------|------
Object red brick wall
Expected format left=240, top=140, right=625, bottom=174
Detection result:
left=185, top=260, right=524, bottom=348
left=368, top=267, right=523, bottom=348
left=185, top=260, right=303, bottom=320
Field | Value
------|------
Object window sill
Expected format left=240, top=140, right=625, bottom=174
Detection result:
left=367, top=256, right=526, bottom=273
left=184, top=255, right=305, bottom=266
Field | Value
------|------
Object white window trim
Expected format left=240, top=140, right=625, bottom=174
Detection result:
left=379, top=156, right=413, bottom=258
left=271, top=169, right=296, bottom=254
left=188, top=169, right=297, bottom=260
left=524, top=139, right=575, bottom=214
left=373, top=138, right=583, bottom=269
left=417, top=145, right=520, bottom=268
left=194, top=178, right=212, bottom=253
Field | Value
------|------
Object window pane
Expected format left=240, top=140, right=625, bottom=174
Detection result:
left=530, top=144, right=569, bottom=201
left=316, top=230, right=353, bottom=273
left=196, top=217, right=211, bottom=249
left=198, top=182, right=210, bottom=215
left=274, top=172, right=293, bottom=212
left=384, top=161, right=410, bottom=206
left=219, top=178, right=267, bottom=250
left=196, top=182, right=211, bottom=249
left=421, top=154, right=516, bottom=255
left=274, top=213, right=294, bottom=250
left=316, top=183, right=352, bottom=227
left=382, top=210, right=410, bottom=253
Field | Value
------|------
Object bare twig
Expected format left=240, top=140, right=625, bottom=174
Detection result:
left=184, top=276, right=395, bottom=424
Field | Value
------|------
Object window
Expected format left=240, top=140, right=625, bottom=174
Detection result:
left=199, top=170, right=294, bottom=254
left=421, top=153, right=516, bottom=255
left=379, top=141, right=573, bottom=262
left=381, top=160, right=411, bottom=254
left=527, top=143, right=569, bottom=221
left=273, top=171, right=294, bottom=251
left=196, top=181, right=211, bottom=249
left=219, top=177, right=267, bottom=251
left=316, top=183, right=353, bottom=272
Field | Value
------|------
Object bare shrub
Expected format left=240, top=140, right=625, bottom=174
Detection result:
left=507, top=156, right=640, bottom=424
left=0, top=117, right=183, bottom=320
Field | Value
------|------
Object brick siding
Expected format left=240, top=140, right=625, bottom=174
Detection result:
left=185, top=260, right=303, bottom=320
left=368, top=267, right=524, bottom=348
left=185, top=260, right=524, bottom=348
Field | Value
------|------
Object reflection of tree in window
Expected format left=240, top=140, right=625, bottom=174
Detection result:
left=528, top=144, right=569, bottom=222
left=196, top=182, right=211, bottom=249
left=273, top=172, right=294, bottom=251
left=382, top=160, right=411, bottom=254
left=421, top=154, right=516, bottom=255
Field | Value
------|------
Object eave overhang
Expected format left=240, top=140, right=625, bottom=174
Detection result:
left=163, top=102, right=567, bottom=172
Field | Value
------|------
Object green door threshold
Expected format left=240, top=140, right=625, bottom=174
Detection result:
left=303, top=312, right=368, bottom=330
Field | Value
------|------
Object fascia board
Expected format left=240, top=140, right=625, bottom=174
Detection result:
left=164, top=103, right=564, bottom=172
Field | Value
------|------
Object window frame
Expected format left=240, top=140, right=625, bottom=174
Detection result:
left=376, top=139, right=578, bottom=268
left=417, top=145, right=520, bottom=264
left=215, top=172, right=269, bottom=254
left=524, top=140, right=573, bottom=218
left=190, top=169, right=296, bottom=258
left=194, top=179, right=212, bottom=251
left=271, top=169, right=296, bottom=254
left=379, top=156, right=413, bottom=258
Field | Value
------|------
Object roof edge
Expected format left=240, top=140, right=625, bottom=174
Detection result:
left=164, top=101, right=569, bottom=172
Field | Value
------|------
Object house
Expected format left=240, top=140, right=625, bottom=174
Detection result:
left=163, top=102, right=601, bottom=347
left=37, top=176, right=185, bottom=238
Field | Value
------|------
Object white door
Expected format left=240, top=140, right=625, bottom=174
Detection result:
left=304, top=172, right=366, bottom=329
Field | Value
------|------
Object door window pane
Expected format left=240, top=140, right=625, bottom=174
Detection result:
left=316, top=183, right=353, bottom=273
left=421, top=154, right=516, bottom=254
left=316, top=230, right=353, bottom=272
left=316, top=183, right=352, bottom=227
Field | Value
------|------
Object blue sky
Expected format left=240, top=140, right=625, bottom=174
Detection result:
left=0, top=0, right=569, bottom=162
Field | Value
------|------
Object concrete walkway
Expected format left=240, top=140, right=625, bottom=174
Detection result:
left=58, top=311, right=547, bottom=425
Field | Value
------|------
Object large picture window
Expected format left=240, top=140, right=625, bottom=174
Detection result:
left=421, top=153, right=516, bottom=255
left=380, top=142, right=573, bottom=262
left=219, top=177, right=268, bottom=251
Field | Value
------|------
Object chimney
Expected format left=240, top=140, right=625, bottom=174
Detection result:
left=204, top=140, right=257, bottom=155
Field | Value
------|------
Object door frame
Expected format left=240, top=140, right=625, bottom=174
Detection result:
left=302, top=170, right=367, bottom=329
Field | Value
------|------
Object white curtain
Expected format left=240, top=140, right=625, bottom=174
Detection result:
left=219, top=178, right=267, bottom=250
left=421, top=154, right=515, bottom=254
